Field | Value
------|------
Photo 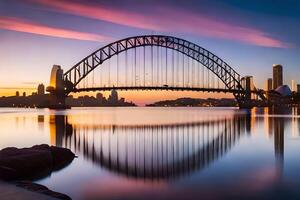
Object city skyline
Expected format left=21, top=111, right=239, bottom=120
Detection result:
left=1, top=2, right=300, bottom=200
left=5, top=63, right=299, bottom=106
left=0, top=0, right=300, bottom=104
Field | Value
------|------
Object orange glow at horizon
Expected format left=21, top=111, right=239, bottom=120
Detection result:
left=0, top=88, right=36, bottom=97
left=70, top=90, right=233, bottom=106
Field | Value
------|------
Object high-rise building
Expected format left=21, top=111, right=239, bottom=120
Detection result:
left=22, top=92, right=26, bottom=97
left=273, top=64, right=283, bottom=89
left=297, top=84, right=300, bottom=93
left=108, top=89, right=118, bottom=104
left=266, top=78, right=273, bottom=91
left=37, top=84, right=45, bottom=95
left=291, top=80, right=297, bottom=92
left=96, top=93, right=103, bottom=100
left=96, top=93, right=105, bottom=103
left=16, top=91, right=19, bottom=97
left=49, top=65, right=64, bottom=91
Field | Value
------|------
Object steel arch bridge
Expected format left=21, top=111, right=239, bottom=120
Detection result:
left=52, top=35, right=264, bottom=107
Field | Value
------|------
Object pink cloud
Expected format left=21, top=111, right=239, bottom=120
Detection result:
left=31, top=0, right=289, bottom=48
left=31, top=0, right=160, bottom=30
left=0, top=16, right=111, bottom=42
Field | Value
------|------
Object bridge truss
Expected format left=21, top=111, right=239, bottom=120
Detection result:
left=63, top=35, right=258, bottom=105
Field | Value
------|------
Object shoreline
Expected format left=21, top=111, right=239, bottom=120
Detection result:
left=0, top=181, right=69, bottom=200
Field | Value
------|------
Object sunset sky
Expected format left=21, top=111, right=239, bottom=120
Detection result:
left=0, top=0, right=300, bottom=104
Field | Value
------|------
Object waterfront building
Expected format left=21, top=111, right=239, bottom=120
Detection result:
left=16, top=91, right=19, bottom=97
left=273, top=64, right=283, bottom=89
left=96, top=93, right=103, bottom=100
left=266, top=78, right=273, bottom=91
left=49, top=65, right=64, bottom=91
left=119, top=97, right=125, bottom=104
left=275, top=85, right=292, bottom=97
left=37, top=84, right=45, bottom=95
left=108, top=89, right=118, bottom=104
left=291, top=80, right=297, bottom=92
left=96, top=92, right=105, bottom=103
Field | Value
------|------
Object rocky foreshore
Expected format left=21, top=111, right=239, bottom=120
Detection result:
left=0, top=144, right=75, bottom=200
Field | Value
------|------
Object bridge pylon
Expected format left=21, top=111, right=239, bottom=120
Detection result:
left=238, top=76, right=254, bottom=109
left=46, top=65, right=69, bottom=109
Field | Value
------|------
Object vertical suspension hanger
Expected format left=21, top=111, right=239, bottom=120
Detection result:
left=100, top=62, right=102, bottom=87
left=192, top=58, right=195, bottom=88
left=157, top=45, right=159, bottom=86
left=177, top=49, right=179, bottom=87
left=187, top=55, right=190, bottom=87
left=165, top=46, right=168, bottom=85
left=134, top=47, right=137, bottom=86
left=108, top=56, right=111, bottom=87
left=92, top=67, right=94, bottom=88
left=144, top=45, right=146, bottom=87
left=182, top=51, right=184, bottom=87
left=172, top=47, right=174, bottom=87
left=125, top=48, right=128, bottom=86
left=151, top=45, right=153, bottom=87
left=117, top=53, right=119, bottom=87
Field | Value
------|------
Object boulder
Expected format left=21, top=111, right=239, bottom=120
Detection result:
left=50, top=146, right=75, bottom=170
left=16, top=181, right=72, bottom=200
left=0, top=144, right=75, bottom=180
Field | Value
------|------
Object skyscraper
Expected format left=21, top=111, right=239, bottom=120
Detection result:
left=96, top=93, right=103, bottom=100
left=96, top=92, right=105, bottom=103
left=266, top=78, right=273, bottom=91
left=273, top=64, right=283, bottom=90
left=108, top=89, right=118, bottom=104
left=37, top=84, right=45, bottom=95
left=291, top=80, right=297, bottom=92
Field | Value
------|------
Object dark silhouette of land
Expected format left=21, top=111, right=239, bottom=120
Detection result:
left=0, top=89, right=136, bottom=108
left=147, top=92, right=300, bottom=107
left=147, top=97, right=238, bottom=107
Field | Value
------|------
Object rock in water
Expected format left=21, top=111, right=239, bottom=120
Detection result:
left=50, top=146, right=75, bottom=170
left=16, top=181, right=72, bottom=200
left=0, top=144, right=75, bottom=180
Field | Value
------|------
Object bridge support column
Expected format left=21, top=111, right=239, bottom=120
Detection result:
left=48, top=91, right=67, bottom=109
left=239, top=76, right=254, bottom=109
left=238, top=102, right=254, bottom=109
left=46, top=65, right=69, bottom=109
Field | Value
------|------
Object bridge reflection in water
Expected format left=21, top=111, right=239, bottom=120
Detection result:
left=49, top=112, right=250, bottom=180
left=48, top=109, right=287, bottom=181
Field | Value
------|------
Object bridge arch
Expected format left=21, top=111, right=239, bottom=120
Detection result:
left=64, top=35, right=247, bottom=104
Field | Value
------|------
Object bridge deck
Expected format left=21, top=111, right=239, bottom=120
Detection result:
left=73, top=86, right=259, bottom=94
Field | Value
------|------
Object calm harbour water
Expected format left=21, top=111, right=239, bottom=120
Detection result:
left=0, top=107, right=300, bottom=200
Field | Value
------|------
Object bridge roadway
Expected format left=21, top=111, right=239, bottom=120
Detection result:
left=73, top=86, right=260, bottom=94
